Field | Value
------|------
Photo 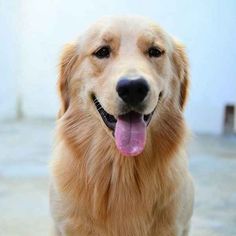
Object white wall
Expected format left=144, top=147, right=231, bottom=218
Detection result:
left=1, top=0, right=236, bottom=134
left=0, top=1, right=21, bottom=120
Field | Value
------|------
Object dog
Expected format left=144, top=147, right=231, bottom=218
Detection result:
left=50, top=16, right=194, bottom=236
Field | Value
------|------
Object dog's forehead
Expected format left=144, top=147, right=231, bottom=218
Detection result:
left=80, top=16, right=170, bottom=47
left=96, top=16, right=158, bottom=34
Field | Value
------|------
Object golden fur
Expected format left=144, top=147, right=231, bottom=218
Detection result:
left=50, top=16, right=194, bottom=236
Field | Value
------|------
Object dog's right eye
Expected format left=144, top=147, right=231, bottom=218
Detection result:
left=93, top=46, right=111, bottom=59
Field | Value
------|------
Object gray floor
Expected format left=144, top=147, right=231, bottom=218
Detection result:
left=0, top=121, right=235, bottom=236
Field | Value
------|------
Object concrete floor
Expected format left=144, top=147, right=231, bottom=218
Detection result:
left=0, top=121, right=235, bottom=236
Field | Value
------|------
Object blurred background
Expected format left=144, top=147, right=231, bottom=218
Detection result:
left=0, top=0, right=235, bottom=235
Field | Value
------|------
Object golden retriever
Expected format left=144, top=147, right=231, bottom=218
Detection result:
left=50, top=16, right=194, bottom=236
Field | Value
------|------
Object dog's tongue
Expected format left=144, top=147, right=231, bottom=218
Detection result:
left=115, top=112, right=146, bottom=156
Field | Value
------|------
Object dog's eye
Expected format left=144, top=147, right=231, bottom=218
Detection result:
left=93, top=46, right=111, bottom=59
left=148, top=47, right=163, bottom=58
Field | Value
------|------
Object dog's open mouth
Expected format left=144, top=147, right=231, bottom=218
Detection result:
left=92, top=95, right=155, bottom=156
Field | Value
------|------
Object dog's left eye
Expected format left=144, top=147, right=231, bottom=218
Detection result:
left=148, top=47, right=163, bottom=58
left=93, top=46, right=111, bottom=59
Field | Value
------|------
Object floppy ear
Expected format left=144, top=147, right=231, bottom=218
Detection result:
left=58, top=43, right=79, bottom=118
left=172, top=41, right=189, bottom=110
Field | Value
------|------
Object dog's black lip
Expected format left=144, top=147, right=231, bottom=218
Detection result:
left=92, top=95, right=117, bottom=131
left=92, top=94, right=155, bottom=131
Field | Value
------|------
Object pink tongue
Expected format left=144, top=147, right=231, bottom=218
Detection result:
left=114, top=112, right=146, bottom=157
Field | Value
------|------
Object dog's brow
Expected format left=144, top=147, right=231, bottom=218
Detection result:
left=102, top=36, right=115, bottom=44
left=137, top=34, right=165, bottom=51
left=100, top=31, right=120, bottom=44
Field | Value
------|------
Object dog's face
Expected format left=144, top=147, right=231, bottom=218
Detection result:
left=58, top=16, right=189, bottom=157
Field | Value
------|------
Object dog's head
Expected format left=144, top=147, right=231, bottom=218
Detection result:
left=58, top=16, right=189, bottom=157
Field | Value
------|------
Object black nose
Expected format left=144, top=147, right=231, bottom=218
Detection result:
left=116, top=77, right=149, bottom=106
